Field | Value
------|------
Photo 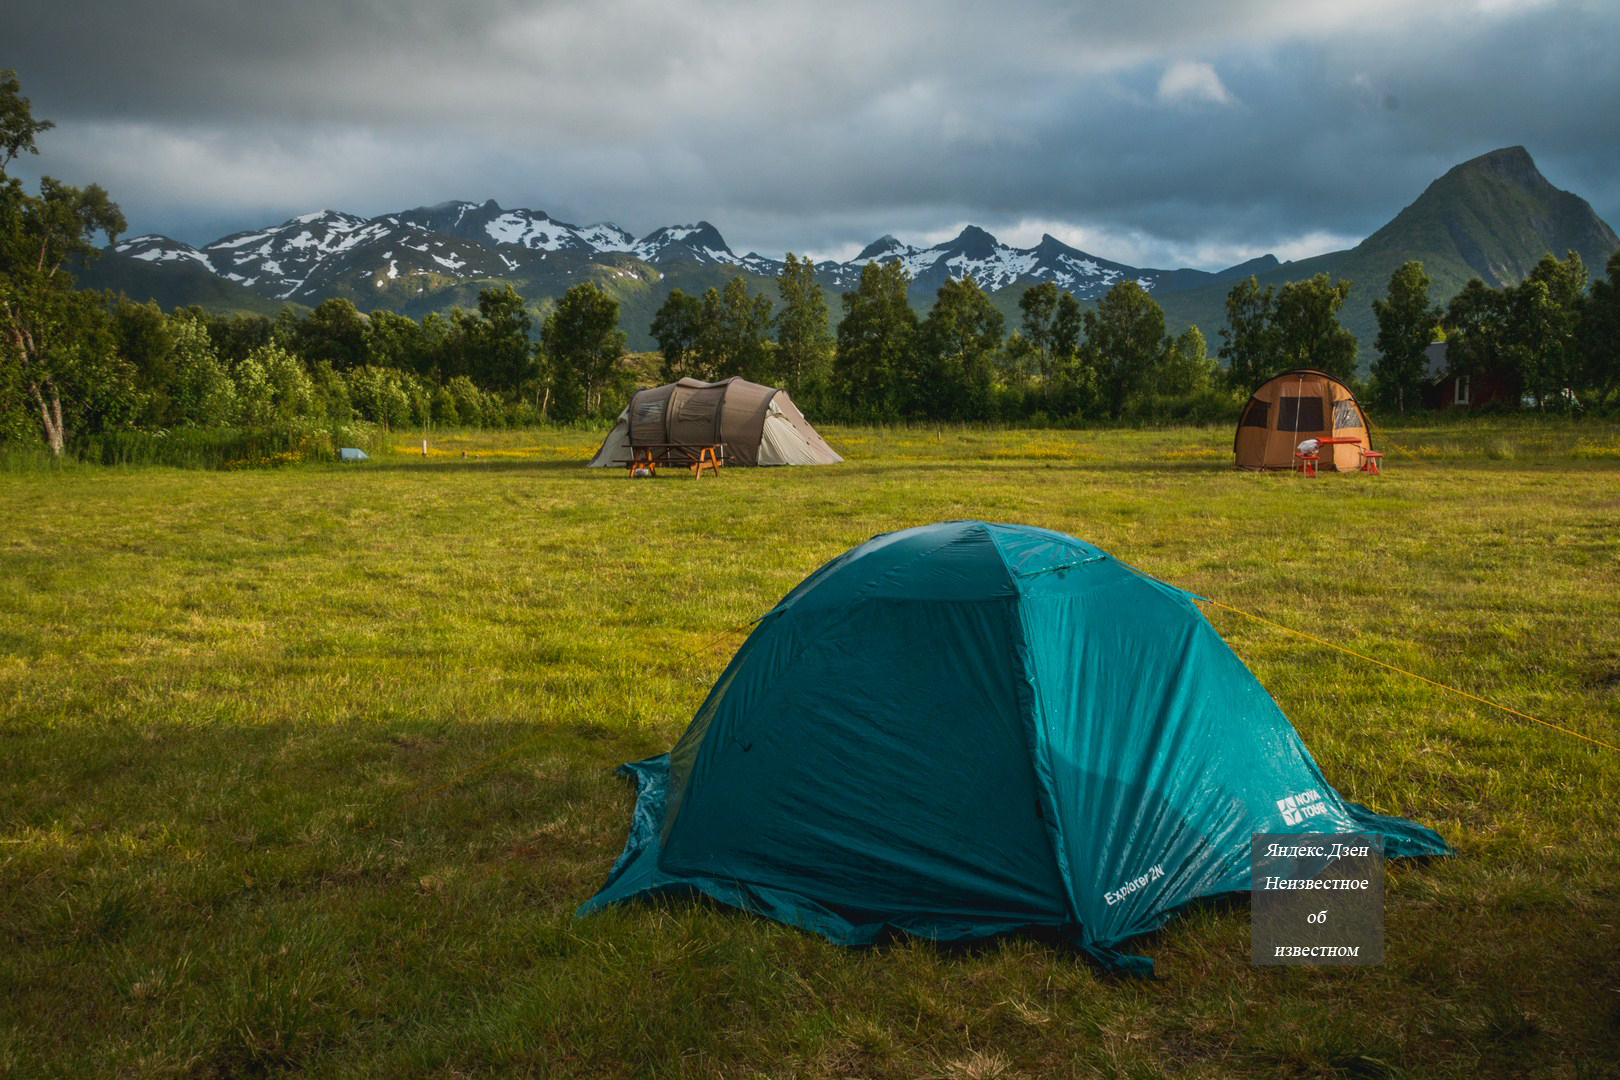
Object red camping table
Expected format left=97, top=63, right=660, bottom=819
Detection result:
left=1308, top=436, right=1367, bottom=475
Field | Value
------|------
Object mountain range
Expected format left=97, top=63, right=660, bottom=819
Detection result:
left=78, top=147, right=1618, bottom=358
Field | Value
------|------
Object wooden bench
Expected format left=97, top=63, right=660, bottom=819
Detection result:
left=620, top=443, right=725, bottom=478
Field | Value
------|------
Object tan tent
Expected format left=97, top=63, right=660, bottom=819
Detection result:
left=587, top=377, right=843, bottom=468
left=1233, top=369, right=1372, bottom=471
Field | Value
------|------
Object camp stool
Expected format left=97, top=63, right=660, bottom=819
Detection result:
left=1293, top=452, right=1319, bottom=478
left=1358, top=450, right=1384, bottom=476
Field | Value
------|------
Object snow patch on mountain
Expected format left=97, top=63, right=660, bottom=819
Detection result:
left=115, top=235, right=213, bottom=269
left=580, top=223, right=638, bottom=251
left=825, top=226, right=1187, bottom=298
left=486, top=211, right=580, bottom=251
left=109, top=199, right=1254, bottom=308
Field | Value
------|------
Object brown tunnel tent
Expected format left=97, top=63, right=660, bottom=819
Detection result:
left=1234, top=369, right=1372, bottom=471
left=587, top=377, right=843, bottom=468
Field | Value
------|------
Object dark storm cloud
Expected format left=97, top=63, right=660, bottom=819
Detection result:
left=7, top=0, right=1618, bottom=268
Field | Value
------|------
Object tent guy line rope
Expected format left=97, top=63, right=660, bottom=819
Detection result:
left=1195, top=595, right=1618, bottom=754
left=392, top=620, right=758, bottom=811
left=1364, top=416, right=1425, bottom=461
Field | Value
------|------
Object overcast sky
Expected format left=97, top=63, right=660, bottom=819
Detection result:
left=8, top=0, right=1619, bottom=270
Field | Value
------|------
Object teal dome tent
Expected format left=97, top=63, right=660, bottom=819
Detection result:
left=580, top=521, right=1449, bottom=972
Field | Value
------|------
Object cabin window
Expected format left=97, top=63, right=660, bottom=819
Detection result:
left=1453, top=376, right=1471, bottom=406
left=1241, top=400, right=1270, bottom=428
left=1276, top=395, right=1324, bottom=432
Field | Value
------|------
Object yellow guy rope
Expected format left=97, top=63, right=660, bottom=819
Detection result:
left=1196, top=596, right=1619, bottom=754
left=1363, top=416, right=1424, bottom=461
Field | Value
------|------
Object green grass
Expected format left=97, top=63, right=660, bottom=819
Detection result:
left=2, top=419, right=1618, bottom=1077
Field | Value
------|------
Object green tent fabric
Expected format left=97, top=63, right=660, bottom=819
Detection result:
left=579, top=521, right=1449, bottom=973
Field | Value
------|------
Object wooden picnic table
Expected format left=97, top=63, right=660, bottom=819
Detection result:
left=624, top=443, right=725, bottom=478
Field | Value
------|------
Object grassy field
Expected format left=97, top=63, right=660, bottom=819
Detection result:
left=2, top=418, right=1618, bottom=1078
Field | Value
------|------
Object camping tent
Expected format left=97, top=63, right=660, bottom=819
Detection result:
left=587, top=377, right=842, bottom=468
left=579, top=521, right=1448, bottom=972
left=1234, top=369, right=1372, bottom=471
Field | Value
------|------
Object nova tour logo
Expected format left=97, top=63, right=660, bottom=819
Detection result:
left=1276, top=788, right=1329, bottom=827
left=1103, top=864, right=1165, bottom=906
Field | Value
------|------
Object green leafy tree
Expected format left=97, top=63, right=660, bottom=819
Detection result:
left=1017, top=281, right=1061, bottom=377
left=999, top=332, right=1038, bottom=391
left=346, top=364, right=426, bottom=430
left=233, top=343, right=315, bottom=427
left=430, top=383, right=458, bottom=427
left=205, top=312, right=274, bottom=365
left=727, top=276, right=776, bottom=383
left=0, top=70, right=53, bottom=170
left=439, top=308, right=483, bottom=384
left=470, top=285, right=536, bottom=397
left=1578, top=251, right=1620, bottom=405
left=918, top=277, right=1003, bottom=420
left=1052, top=291, right=1084, bottom=363
left=1271, top=274, right=1357, bottom=382
left=697, top=277, right=774, bottom=384
left=1501, top=275, right=1582, bottom=412
left=541, top=282, right=625, bottom=420
left=774, top=254, right=834, bottom=403
left=1038, top=290, right=1093, bottom=417
left=1045, top=354, right=1098, bottom=419
left=833, top=260, right=917, bottom=420
left=1218, top=276, right=1277, bottom=392
left=1083, top=280, right=1168, bottom=419
left=1443, top=256, right=1588, bottom=411
left=694, top=289, right=727, bottom=380
left=1157, top=325, right=1217, bottom=395
left=168, top=314, right=237, bottom=427
left=1520, top=251, right=1587, bottom=409
left=1371, top=260, right=1440, bottom=413
left=1528, top=250, right=1588, bottom=316
left=650, top=289, right=705, bottom=381
left=439, top=375, right=501, bottom=428
left=270, top=307, right=302, bottom=349
left=0, top=71, right=128, bottom=454
left=363, top=309, right=439, bottom=379
left=306, top=360, right=351, bottom=424
left=113, top=299, right=178, bottom=426
left=1443, top=278, right=1514, bottom=396
left=1504, top=279, right=1558, bottom=409
left=294, top=297, right=368, bottom=373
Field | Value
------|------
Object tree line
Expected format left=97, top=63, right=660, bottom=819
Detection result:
left=643, top=259, right=1229, bottom=425
left=1372, top=251, right=1619, bottom=413
left=5, top=70, right=1619, bottom=461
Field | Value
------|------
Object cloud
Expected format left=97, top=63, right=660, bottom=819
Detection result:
left=5, top=0, right=1616, bottom=271
left=1157, top=62, right=1236, bottom=106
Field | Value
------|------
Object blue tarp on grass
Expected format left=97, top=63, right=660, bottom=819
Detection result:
left=579, top=521, right=1449, bottom=973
